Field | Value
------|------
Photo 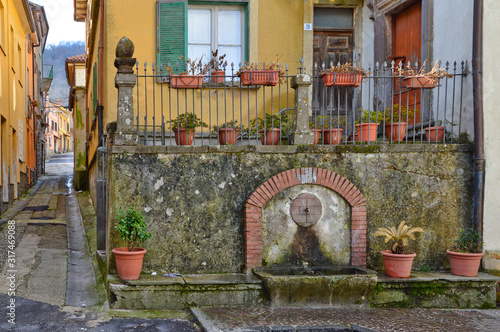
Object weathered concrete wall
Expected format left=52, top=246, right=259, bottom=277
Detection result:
left=106, top=144, right=473, bottom=275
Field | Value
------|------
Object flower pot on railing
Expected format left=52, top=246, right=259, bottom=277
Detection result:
left=424, top=126, right=445, bottom=142
left=211, top=70, right=225, bottom=84
left=355, top=123, right=378, bottom=142
left=240, top=70, right=280, bottom=86
left=218, top=128, right=239, bottom=145
left=321, top=72, right=363, bottom=87
left=401, top=75, right=439, bottom=89
left=174, top=128, right=195, bottom=145
left=170, top=75, right=204, bottom=89
left=259, top=128, right=281, bottom=145
left=321, top=128, right=343, bottom=145
left=384, top=122, right=407, bottom=142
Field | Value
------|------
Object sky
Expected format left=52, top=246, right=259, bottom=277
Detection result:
left=31, top=0, right=85, bottom=45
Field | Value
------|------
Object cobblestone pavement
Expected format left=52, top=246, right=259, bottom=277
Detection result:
left=200, top=306, right=500, bottom=332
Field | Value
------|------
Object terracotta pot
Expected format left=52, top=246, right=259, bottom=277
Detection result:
left=211, top=70, right=225, bottom=84
left=310, top=129, right=321, bottom=145
left=401, top=75, right=438, bottom=89
left=259, top=128, right=281, bottom=145
left=424, top=126, right=445, bottom=142
left=355, top=123, right=378, bottom=142
left=240, top=70, right=280, bottom=86
left=381, top=250, right=416, bottom=278
left=384, top=122, right=407, bottom=142
left=218, top=128, right=239, bottom=145
left=447, top=250, right=484, bottom=277
left=321, top=72, right=363, bottom=87
left=321, top=128, right=343, bottom=145
left=170, top=75, right=204, bottom=88
left=112, top=247, right=147, bottom=280
left=174, top=128, right=195, bottom=145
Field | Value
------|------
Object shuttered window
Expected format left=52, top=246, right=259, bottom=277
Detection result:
left=157, top=0, right=245, bottom=74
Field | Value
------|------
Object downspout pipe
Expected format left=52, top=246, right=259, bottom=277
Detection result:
left=472, top=0, right=484, bottom=241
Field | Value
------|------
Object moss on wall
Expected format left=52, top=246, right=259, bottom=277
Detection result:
left=107, top=145, right=473, bottom=274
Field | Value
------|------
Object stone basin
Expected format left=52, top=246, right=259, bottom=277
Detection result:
left=253, top=266, right=377, bottom=307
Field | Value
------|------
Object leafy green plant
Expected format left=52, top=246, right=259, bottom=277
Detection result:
left=115, top=207, right=152, bottom=252
left=452, top=227, right=483, bottom=253
left=250, top=112, right=289, bottom=133
left=373, top=220, right=424, bottom=254
left=212, top=120, right=239, bottom=133
left=310, top=115, right=347, bottom=129
left=384, top=104, right=415, bottom=123
left=169, top=113, right=208, bottom=131
left=356, top=110, right=384, bottom=125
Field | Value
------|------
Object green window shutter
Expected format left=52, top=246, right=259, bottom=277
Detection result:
left=157, top=0, right=187, bottom=74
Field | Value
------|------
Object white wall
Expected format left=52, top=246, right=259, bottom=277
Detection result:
left=360, top=5, right=375, bottom=112
left=482, top=0, right=500, bottom=270
left=432, top=0, right=474, bottom=139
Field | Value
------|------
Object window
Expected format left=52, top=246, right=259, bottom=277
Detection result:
left=157, top=0, right=246, bottom=73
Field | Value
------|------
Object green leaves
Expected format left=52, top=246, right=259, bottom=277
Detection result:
left=373, top=220, right=424, bottom=254
left=454, top=227, right=483, bottom=253
left=115, top=207, right=153, bottom=252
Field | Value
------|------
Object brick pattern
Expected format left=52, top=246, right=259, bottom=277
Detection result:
left=244, top=168, right=367, bottom=271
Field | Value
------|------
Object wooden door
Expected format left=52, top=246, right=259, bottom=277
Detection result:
left=313, top=30, right=354, bottom=118
left=392, top=2, right=422, bottom=124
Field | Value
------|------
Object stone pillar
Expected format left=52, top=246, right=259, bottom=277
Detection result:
left=114, top=36, right=138, bottom=145
left=290, top=74, right=314, bottom=145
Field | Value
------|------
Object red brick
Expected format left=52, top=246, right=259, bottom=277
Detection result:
left=245, top=212, right=261, bottom=218
left=270, top=175, right=282, bottom=192
left=312, top=168, right=319, bottom=183
left=252, top=191, right=268, bottom=206
left=277, top=173, right=287, bottom=190
left=256, top=186, right=272, bottom=203
left=263, top=181, right=276, bottom=197
left=332, top=174, right=343, bottom=191
left=282, top=171, right=291, bottom=189
left=245, top=207, right=261, bottom=213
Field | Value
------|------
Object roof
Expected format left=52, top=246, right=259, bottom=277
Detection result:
left=66, top=54, right=86, bottom=63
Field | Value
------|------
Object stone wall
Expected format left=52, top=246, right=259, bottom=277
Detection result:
left=106, top=144, right=473, bottom=275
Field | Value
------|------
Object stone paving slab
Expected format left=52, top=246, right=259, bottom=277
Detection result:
left=197, top=306, right=500, bottom=332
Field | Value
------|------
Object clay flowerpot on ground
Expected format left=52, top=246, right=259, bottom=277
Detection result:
left=238, top=61, right=283, bottom=86
left=213, top=120, right=240, bottom=145
left=320, top=63, right=367, bottom=87
left=112, top=207, right=152, bottom=280
left=250, top=111, right=289, bottom=145
left=169, top=113, right=208, bottom=146
left=373, top=220, right=424, bottom=278
left=395, top=60, right=452, bottom=90
left=354, top=110, right=383, bottom=142
left=166, top=56, right=209, bottom=88
left=447, top=227, right=484, bottom=277
left=311, top=115, right=346, bottom=145
left=383, top=104, right=415, bottom=142
left=208, top=49, right=227, bottom=84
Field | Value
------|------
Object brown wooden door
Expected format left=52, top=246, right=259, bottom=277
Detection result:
left=313, top=30, right=354, bottom=118
left=392, top=2, right=422, bottom=124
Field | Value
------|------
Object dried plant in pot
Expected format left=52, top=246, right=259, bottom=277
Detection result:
left=208, top=49, right=227, bottom=84
left=447, top=227, right=484, bottom=277
left=319, top=63, right=367, bottom=87
left=395, top=60, right=452, bottom=89
left=166, top=56, right=209, bottom=88
left=373, top=220, right=424, bottom=278
left=169, top=113, right=208, bottom=146
left=237, top=60, right=284, bottom=86
left=112, top=207, right=153, bottom=280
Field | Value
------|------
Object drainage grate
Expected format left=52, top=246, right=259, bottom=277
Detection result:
left=22, top=205, right=49, bottom=212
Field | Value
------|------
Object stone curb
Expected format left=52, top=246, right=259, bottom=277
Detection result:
left=190, top=307, right=223, bottom=332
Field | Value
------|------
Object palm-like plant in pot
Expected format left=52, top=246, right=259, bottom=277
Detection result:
left=447, top=227, right=484, bottom=277
left=169, top=113, right=208, bottom=146
left=112, top=207, right=152, bottom=280
left=373, top=220, right=424, bottom=278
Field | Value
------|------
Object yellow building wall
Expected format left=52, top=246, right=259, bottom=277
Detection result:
left=0, top=0, right=30, bottom=201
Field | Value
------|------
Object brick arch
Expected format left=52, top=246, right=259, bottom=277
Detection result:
left=244, top=168, right=367, bottom=271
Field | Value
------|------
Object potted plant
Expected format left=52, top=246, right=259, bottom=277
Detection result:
left=355, top=110, right=383, bottom=142
left=373, top=220, right=424, bottom=278
left=208, top=50, right=227, bottom=84
left=311, top=115, right=346, bottom=145
left=237, top=61, right=283, bottom=86
left=169, top=113, right=208, bottom=145
left=395, top=60, right=452, bottom=89
left=213, top=120, right=239, bottom=145
left=319, top=63, right=367, bottom=87
left=112, top=207, right=153, bottom=280
left=425, top=120, right=445, bottom=142
left=447, top=227, right=484, bottom=277
left=250, top=112, right=289, bottom=145
left=383, top=104, right=415, bottom=142
left=166, top=56, right=209, bottom=88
